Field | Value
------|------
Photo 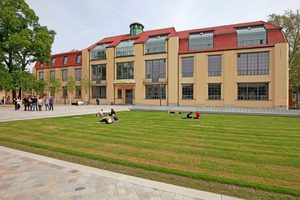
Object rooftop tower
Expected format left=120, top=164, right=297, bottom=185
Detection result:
left=130, top=22, right=144, bottom=36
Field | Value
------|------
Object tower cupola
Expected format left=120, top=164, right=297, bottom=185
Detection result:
left=130, top=22, right=144, bottom=36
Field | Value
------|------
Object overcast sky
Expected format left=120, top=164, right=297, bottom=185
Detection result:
left=25, top=0, right=300, bottom=72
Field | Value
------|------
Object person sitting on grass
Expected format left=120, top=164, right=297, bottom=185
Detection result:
left=195, top=112, right=202, bottom=119
left=109, top=108, right=115, bottom=116
left=96, top=109, right=106, bottom=117
left=187, top=111, right=194, bottom=118
left=112, top=113, right=119, bottom=123
left=98, top=114, right=111, bottom=124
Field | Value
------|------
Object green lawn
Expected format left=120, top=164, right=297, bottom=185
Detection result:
left=0, top=111, right=300, bottom=198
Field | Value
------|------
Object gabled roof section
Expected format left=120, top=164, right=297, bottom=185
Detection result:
left=177, top=21, right=282, bottom=40
left=35, top=50, right=82, bottom=69
left=86, top=27, right=177, bottom=50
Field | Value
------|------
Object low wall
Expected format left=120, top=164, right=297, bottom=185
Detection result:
left=129, top=105, right=300, bottom=117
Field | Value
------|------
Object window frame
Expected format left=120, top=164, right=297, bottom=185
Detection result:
left=189, top=31, right=214, bottom=51
left=237, top=52, right=269, bottom=75
left=50, top=70, right=55, bottom=78
left=39, top=71, right=44, bottom=80
left=75, top=68, right=82, bottom=81
left=91, top=43, right=110, bottom=60
left=118, top=89, right=122, bottom=99
left=182, top=84, right=194, bottom=99
left=116, top=39, right=136, bottom=57
left=145, top=35, right=168, bottom=54
left=236, top=26, right=267, bottom=47
left=208, top=83, right=221, bottom=100
left=92, top=64, right=106, bottom=81
left=182, top=57, right=194, bottom=77
left=76, top=55, right=82, bottom=63
left=50, top=58, right=56, bottom=66
left=92, top=86, right=106, bottom=99
left=145, top=59, right=166, bottom=80
left=62, top=69, right=68, bottom=82
left=237, top=82, right=269, bottom=100
left=116, top=62, right=134, bottom=80
left=62, top=56, right=68, bottom=65
left=145, top=84, right=166, bottom=99
left=208, top=55, right=222, bottom=76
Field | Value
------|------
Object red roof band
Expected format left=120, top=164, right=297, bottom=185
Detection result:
left=35, top=21, right=285, bottom=69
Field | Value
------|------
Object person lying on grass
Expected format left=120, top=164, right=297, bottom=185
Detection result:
left=98, top=114, right=112, bottom=124
left=112, top=113, right=119, bottom=123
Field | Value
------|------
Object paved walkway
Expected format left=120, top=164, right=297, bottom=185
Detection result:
left=0, top=104, right=243, bottom=200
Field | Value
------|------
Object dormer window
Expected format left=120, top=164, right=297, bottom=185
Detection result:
left=116, top=39, right=136, bottom=57
left=39, top=63, right=43, bottom=67
left=189, top=31, right=214, bottom=51
left=145, top=35, right=168, bottom=54
left=76, top=55, right=81, bottom=63
left=91, top=43, right=110, bottom=60
left=236, top=26, right=267, bottom=47
left=50, top=58, right=56, bottom=66
left=63, top=56, right=68, bottom=65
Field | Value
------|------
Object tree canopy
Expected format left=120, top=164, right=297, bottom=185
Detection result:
left=268, top=9, right=300, bottom=86
left=0, top=0, right=56, bottom=72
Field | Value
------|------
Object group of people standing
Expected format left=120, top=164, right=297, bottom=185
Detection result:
left=13, top=96, right=54, bottom=111
left=97, top=108, right=119, bottom=124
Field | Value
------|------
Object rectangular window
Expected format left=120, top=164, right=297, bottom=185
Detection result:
left=91, top=43, right=110, bottom=60
left=117, top=62, right=134, bottom=79
left=236, top=26, right=267, bottom=47
left=182, top=57, right=194, bottom=77
left=116, top=39, right=136, bottom=57
left=238, top=83, right=268, bottom=100
left=39, top=63, right=43, bottom=67
left=50, top=58, right=56, bottom=66
left=145, top=35, right=168, bottom=54
left=182, top=84, right=193, bottom=99
left=76, top=55, right=81, bottom=63
left=63, top=56, right=68, bottom=65
left=39, top=72, right=44, bottom=80
left=92, top=64, right=106, bottom=81
left=208, top=83, right=221, bottom=100
left=62, top=86, right=68, bottom=98
left=208, top=55, right=222, bottom=76
left=75, top=68, right=81, bottom=81
left=118, top=89, right=122, bottom=99
left=237, top=52, right=269, bottom=75
left=62, top=69, right=68, bottom=82
left=50, top=70, right=55, bottom=78
left=75, top=86, right=81, bottom=98
left=145, top=59, right=166, bottom=80
left=92, top=86, right=106, bottom=99
left=146, top=85, right=166, bottom=99
left=189, top=31, right=214, bottom=51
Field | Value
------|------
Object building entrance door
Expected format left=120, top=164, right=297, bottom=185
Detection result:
left=125, top=89, right=133, bottom=104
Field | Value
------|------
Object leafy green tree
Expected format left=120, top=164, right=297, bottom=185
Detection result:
left=33, top=79, right=47, bottom=97
left=0, top=66, right=14, bottom=105
left=268, top=9, right=300, bottom=86
left=0, top=0, right=56, bottom=71
left=11, top=69, right=35, bottom=98
left=50, top=77, right=61, bottom=104
left=66, top=76, right=76, bottom=105
left=80, top=76, right=92, bottom=105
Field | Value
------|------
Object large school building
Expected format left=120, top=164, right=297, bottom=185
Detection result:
left=33, top=21, right=289, bottom=109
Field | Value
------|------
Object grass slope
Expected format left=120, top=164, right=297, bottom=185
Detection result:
left=0, top=111, right=299, bottom=197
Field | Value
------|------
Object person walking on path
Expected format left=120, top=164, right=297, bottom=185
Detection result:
left=32, top=96, right=38, bottom=111
left=44, top=97, right=50, bottom=110
left=96, top=98, right=99, bottom=105
left=49, top=96, right=54, bottom=111
left=38, top=97, right=43, bottom=111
